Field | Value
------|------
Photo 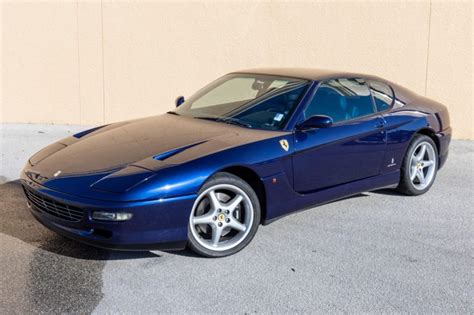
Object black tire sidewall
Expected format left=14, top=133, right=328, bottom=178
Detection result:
left=187, top=172, right=261, bottom=258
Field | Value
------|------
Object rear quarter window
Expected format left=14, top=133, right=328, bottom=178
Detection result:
left=368, top=80, right=394, bottom=112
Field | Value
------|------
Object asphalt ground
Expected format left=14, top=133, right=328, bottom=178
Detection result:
left=0, top=124, right=472, bottom=313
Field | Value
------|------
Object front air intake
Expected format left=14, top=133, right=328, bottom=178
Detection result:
left=23, top=186, right=84, bottom=222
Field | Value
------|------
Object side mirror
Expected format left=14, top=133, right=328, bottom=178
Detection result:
left=297, top=115, right=333, bottom=130
left=175, top=96, right=185, bottom=107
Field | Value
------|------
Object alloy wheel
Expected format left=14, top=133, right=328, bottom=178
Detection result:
left=409, top=141, right=437, bottom=190
left=189, top=184, right=254, bottom=252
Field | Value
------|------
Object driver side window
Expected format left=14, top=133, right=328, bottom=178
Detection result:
left=305, top=78, right=375, bottom=123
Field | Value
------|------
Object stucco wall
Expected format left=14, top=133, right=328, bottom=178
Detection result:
left=1, top=0, right=472, bottom=139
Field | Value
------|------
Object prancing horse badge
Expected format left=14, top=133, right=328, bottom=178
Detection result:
left=279, top=139, right=289, bottom=152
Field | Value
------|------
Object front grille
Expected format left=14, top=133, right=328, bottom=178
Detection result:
left=23, top=186, right=84, bottom=222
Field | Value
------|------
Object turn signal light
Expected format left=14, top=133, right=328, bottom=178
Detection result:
left=92, top=211, right=133, bottom=221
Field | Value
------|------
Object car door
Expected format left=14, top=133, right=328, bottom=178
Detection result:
left=292, top=78, right=387, bottom=193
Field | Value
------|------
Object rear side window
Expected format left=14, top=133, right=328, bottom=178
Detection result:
left=368, top=80, right=394, bottom=112
left=305, top=78, right=375, bottom=123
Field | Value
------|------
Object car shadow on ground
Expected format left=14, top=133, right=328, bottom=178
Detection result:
left=371, top=188, right=411, bottom=196
left=0, top=180, right=166, bottom=313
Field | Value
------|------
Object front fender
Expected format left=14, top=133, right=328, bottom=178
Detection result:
left=132, top=135, right=293, bottom=200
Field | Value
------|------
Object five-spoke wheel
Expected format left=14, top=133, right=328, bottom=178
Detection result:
left=409, top=142, right=436, bottom=190
left=398, top=134, right=438, bottom=195
left=188, top=173, right=260, bottom=257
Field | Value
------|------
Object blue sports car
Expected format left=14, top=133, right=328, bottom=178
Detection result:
left=22, top=68, right=451, bottom=257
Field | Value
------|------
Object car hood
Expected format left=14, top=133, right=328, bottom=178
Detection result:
left=26, top=113, right=283, bottom=197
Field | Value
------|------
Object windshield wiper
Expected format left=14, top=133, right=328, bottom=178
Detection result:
left=218, top=117, right=252, bottom=129
left=194, top=116, right=252, bottom=129
left=167, top=111, right=180, bottom=116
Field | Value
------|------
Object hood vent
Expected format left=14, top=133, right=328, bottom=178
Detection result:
left=153, top=141, right=206, bottom=161
left=73, top=124, right=108, bottom=139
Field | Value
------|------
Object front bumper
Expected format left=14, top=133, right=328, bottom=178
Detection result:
left=21, top=172, right=195, bottom=251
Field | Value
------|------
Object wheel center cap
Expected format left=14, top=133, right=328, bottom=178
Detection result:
left=217, top=213, right=226, bottom=222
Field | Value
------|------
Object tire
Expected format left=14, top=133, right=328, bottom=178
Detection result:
left=187, top=172, right=261, bottom=257
left=397, top=134, right=438, bottom=196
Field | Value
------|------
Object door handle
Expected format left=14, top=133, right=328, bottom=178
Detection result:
left=375, top=118, right=386, bottom=129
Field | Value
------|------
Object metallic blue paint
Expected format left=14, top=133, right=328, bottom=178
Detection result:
left=21, top=69, right=452, bottom=251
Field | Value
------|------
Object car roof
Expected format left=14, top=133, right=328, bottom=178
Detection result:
left=231, top=67, right=384, bottom=82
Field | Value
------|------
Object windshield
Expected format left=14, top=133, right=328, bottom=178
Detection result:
left=174, top=74, right=309, bottom=130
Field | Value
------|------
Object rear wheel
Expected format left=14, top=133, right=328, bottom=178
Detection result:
left=397, top=134, right=438, bottom=195
left=188, top=172, right=260, bottom=257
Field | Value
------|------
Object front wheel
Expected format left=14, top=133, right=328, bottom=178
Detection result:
left=397, top=134, right=438, bottom=195
left=187, top=172, right=261, bottom=257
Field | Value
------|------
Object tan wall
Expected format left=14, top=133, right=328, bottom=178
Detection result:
left=1, top=0, right=472, bottom=139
